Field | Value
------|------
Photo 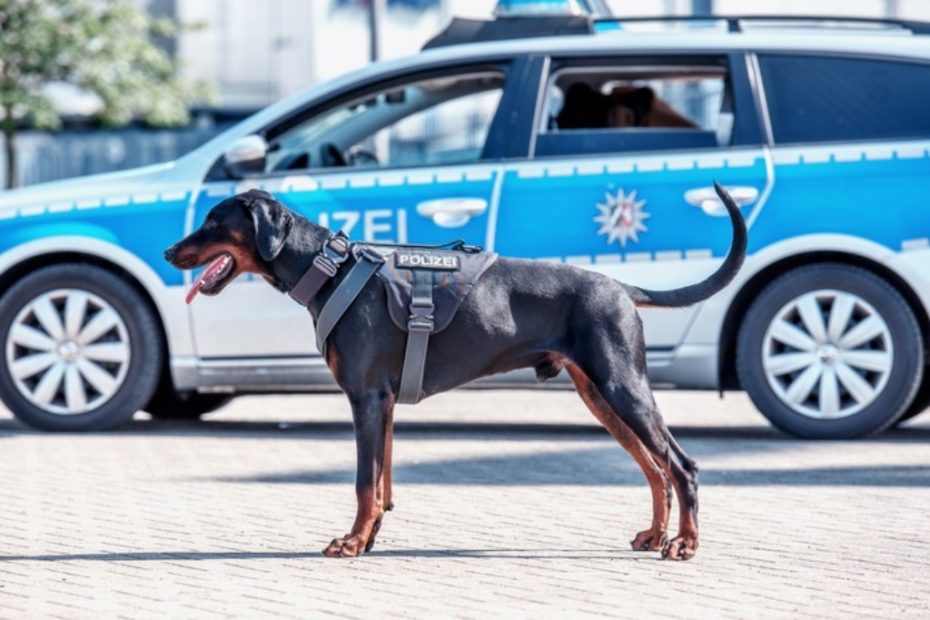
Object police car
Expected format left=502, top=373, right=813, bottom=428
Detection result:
left=1, top=2, right=929, bottom=438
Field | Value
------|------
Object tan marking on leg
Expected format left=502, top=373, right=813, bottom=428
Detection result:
left=323, top=396, right=395, bottom=558
left=566, top=363, right=670, bottom=551
left=660, top=460, right=699, bottom=561
left=323, top=482, right=383, bottom=558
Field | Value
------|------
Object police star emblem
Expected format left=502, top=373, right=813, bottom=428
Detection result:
left=594, top=188, right=650, bottom=247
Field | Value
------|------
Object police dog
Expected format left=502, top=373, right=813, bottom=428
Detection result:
left=165, top=184, right=745, bottom=561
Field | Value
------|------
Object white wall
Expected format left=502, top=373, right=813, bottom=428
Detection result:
left=176, top=0, right=494, bottom=109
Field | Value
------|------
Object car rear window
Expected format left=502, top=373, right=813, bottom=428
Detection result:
left=534, top=61, right=733, bottom=157
left=759, top=54, right=930, bottom=144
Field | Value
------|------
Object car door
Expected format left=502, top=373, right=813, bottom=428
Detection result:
left=189, top=61, right=523, bottom=359
left=725, top=52, right=930, bottom=432
left=494, top=53, right=769, bottom=354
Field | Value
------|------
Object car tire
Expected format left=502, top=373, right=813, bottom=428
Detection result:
left=736, top=264, right=924, bottom=439
left=896, top=372, right=930, bottom=424
left=0, top=264, right=162, bottom=432
left=145, top=391, right=234, bottom=420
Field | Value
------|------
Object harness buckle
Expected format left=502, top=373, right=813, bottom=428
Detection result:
left=322, top=233, right=350, bottom=265
left=312, top=254, right=339, bottom=278
left=407, top=315, right=435, bottom=332
left=407, top=300, right=435, bottom=333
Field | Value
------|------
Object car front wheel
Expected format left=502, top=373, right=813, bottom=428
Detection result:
left=736, top=264, right=924, bottom=439
left=896, top=373, right=930, bottom=424
left=0, top=264, right=162, bottom=431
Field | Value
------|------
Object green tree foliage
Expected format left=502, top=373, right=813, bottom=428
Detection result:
left=0, top=0, right=212, bottom=188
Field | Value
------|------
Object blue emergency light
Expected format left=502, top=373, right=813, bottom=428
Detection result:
left=493, top=0, right=612, bottom=18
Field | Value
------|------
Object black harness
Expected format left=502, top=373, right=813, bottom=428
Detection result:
left=289, top=233, right=496, bottom=404
left=288, top=232, right=354, bottom=306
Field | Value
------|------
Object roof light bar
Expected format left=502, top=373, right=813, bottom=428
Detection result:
left=493, top=0, right=611, bottom=18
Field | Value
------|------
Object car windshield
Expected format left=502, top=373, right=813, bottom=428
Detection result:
left=267, top=72, right=505, bottom=172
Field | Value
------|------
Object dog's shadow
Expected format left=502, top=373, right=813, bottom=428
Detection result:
left=209, top=447, right=930, bottom=487
left=0, top=548, right=657, bottom=563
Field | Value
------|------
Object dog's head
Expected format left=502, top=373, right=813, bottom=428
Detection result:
left=607, top=86, right=697, bottom=129
left=165, top=189, right=299, bottom=303
left=607, top=86, right=656, bottom=128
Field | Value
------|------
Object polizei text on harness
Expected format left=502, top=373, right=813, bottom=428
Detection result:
left=395, top=253, right=461, bottom=270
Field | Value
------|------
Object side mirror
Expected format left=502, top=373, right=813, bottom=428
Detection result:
left=223, top=135, right=268, bottom=179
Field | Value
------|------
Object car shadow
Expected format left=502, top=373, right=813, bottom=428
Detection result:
left=0, top=416, right=783, bottom=440
left=2, top=414, right=929, bottom=444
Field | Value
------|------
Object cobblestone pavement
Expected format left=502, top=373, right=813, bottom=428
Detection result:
left=1, top=389, right=929, bottom=619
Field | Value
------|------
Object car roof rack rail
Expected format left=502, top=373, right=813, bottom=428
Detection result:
left=422, top=13, right=930, bottom=51
left=594, top=14, right=930, bottom=35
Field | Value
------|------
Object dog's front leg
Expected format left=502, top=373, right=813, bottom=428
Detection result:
left=382, top=404, right=395, bottom=513
left=323, top=390, right=390, bottom=558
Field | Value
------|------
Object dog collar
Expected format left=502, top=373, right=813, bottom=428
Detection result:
left=289, top=232, right=350, bottom=307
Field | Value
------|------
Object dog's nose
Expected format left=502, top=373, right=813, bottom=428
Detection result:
left=164, top=246, right=178, bottom=262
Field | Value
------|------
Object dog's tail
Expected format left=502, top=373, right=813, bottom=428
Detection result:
left=624, top=182, right=747, bottom=308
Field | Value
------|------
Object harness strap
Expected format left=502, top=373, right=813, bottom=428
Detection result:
left=290, top=234, right=350, bottom=307
left=397, top=269, right=434, bottom=404
left=314, top=249, right=383, bottom=352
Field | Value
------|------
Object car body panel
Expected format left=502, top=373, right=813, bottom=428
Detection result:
left=189, top=164, right=502, bottom=357
left=495, top=148, right=769, bottom=348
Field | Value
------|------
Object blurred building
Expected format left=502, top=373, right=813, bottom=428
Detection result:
left=164, top=0, right=928, bottom=111
left=8, top=0, right=930, bottom=187
left=170, top=0, right=494, bottom=110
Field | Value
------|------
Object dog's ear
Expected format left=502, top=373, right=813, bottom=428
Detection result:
left=558, top=82, right=609, bottom=129
left=244, top=191, right=293, bottom=262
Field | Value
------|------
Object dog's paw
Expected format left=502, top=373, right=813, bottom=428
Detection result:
left=661, top=535, right=698, bottom=561
left=631, top=529, right=667, bottom=552
left=322, top=535, right=367, bottom=558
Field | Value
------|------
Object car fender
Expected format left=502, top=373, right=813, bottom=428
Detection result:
left=884, top=243, right=930, bottom=325
left=684, top=233, right=896, bottom=347
left=0, top=234, right=193, bottom=359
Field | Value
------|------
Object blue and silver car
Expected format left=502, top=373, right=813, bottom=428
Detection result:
left=1, top=11, right=929, bottom=438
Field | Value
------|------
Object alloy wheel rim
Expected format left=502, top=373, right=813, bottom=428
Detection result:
left=5, top=289, right=130, bottom=416
left=762, top=289, right=893, bottom=420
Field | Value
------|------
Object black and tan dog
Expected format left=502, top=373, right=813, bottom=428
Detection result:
left=165, top=183, right=745, bottom=561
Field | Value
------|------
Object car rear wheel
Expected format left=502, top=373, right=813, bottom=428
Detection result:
left=736, top=264, right=924, bottom=439
left=0, top=264, right=162, bottom=431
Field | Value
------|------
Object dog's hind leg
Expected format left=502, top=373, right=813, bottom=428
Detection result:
left=587, top=368, right=699, bottom=560
left=570, top=317, right=699, bottom=560
left=566, top=363, right=671, bottom=552
left=323, top=390, right=393, bottom=558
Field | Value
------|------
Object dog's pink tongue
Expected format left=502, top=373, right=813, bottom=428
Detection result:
left=185, top=255, right=228, bottom=305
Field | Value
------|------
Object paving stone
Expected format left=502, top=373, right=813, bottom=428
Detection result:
left=0, top=390, right=928, bottom=618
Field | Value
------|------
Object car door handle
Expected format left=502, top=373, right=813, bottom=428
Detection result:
left=416, top=197, right=488, bottom=228
left=684, top=186, right=759, bottom=216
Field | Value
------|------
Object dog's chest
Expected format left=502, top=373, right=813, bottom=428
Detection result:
left=361, top=246, right=498, bottom=334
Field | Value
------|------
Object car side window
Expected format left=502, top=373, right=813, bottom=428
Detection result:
left=265, top=72, right=505, bottom=173
left=759, top=54, right=930, bottom=144
left=534, top=60, right=734, bottom=157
